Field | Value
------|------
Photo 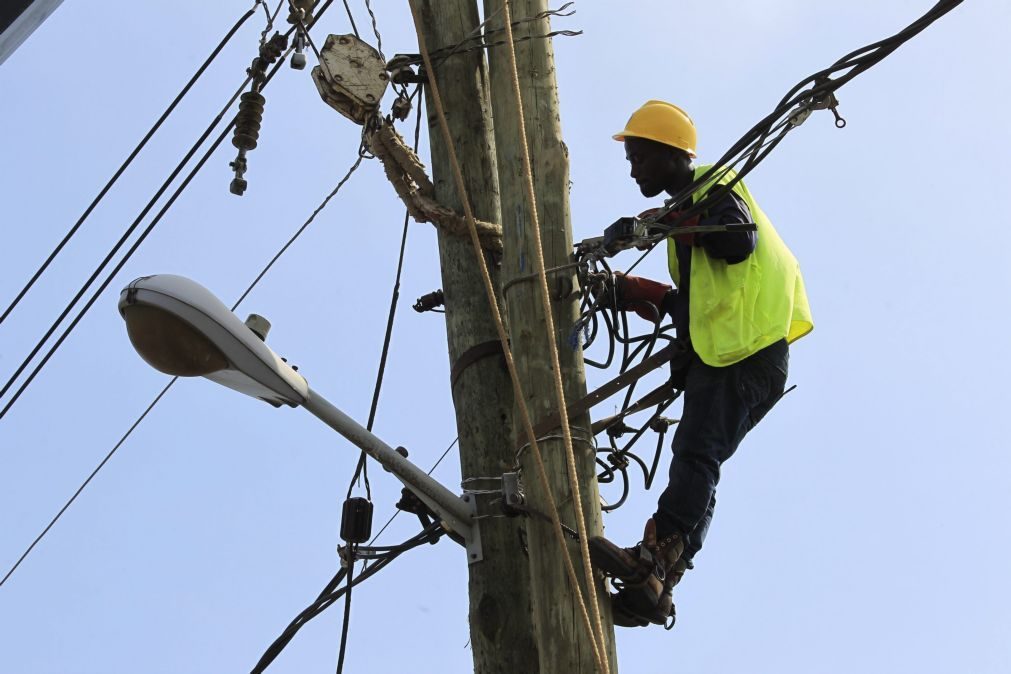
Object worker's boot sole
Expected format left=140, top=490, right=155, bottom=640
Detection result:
left=610, top=593, right=649, bottom=628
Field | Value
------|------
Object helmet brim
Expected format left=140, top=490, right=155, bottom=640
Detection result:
left=613, top=130, right=697, bottom=158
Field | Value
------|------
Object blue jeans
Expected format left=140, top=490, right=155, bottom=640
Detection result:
left=654, top=339, right=789, bottom=564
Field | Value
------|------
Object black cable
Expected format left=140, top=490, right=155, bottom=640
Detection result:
left=0, top=0, right=338, bottom=423
left=332, top=96, right=424, bottom=673
left=0, top=85, right=246, bottom=422
left=335, top=545, right=356, bottom=674
left=0, top=378, right=177, bottom=588
left=0, top=2, right=360, bottom=588
left=348, top=93, right=424, bottom=499
left=362, top=0, right=385, bottom=60
left=340, top=0, right=360, bottom=37
left=251, top=524, right=443, bottom=673
left=232, top=154, right=364, bottom=309
left=364, top=435, right=458, bottom=547
left=618, top=0, right=964, bottom=276
left=0, top=4, right=260, bottom=329
left=0, top=149, right=364, bottom=589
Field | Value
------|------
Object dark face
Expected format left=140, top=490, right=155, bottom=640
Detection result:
left=624, top=137, right=693, bottom=198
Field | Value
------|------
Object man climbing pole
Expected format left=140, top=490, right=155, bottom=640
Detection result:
left=588, top=100, right=814, bottom=628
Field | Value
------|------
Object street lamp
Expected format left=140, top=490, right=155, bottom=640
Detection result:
left=118, top=274, right=481, bottom=561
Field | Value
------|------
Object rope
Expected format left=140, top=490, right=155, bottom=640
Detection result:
left=369, top=124, right=504, bottom=252
left=405, top=2, right=605, bottom=670
left=497, top=2, right=609, bottom=669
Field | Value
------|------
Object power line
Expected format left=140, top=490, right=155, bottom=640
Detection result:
left=252, top=434, right=460, bottom=672
left=621, top=0, right=965, bottom=276
left=340, top=0, right=360, bottom=38
left=0, top=109, right=365, bottom=593
left=336, top=92, right=424, bottom=673
left=348, top=90, right=424, bottom=499
left=364, top=436, right=458, bottom=547
left=0, top=3, right=261, bottom=329
left=250, top=522, right=443, bottom=674
left=0, top=78, right=249, bottom=422
left=362, top=0, right=385, bottom=60
left=0, top=379, right=177, bottom=588
left=0, top=0, right=339, bottom=423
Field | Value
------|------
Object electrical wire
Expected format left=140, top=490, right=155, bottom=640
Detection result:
left=619, top=0, right=964, bottom=276
left=0, top=378, right=177, bottom=588
left=250, top=523, right=444, bottom=674
left=348, top=89, right=424, bottom=500
left=0, top=46, right=385, bottom=599
left=259, top=0, right=286, bottom=46
left=0, top=149, right=364, bottom=590
left=0, top=0, right=338, bottom=423
left=0, top=79, right=250, bottom=422
left=333, top=92, right=425, bottom=673
left=362, top=0, right=385, bottom=60
left=335, top=544, right=356, bottom=674
left=340, top=0, right=360, bottom=38
left=576, top=2, right=967, bottom=512
left=0, top=3, right=261, bottom=330
left=365, top=436, right=457, bottom=547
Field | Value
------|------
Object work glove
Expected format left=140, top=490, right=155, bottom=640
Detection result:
left=638, top=208, right=702, bottom=247
left=612, top=272, right=673, bottom=322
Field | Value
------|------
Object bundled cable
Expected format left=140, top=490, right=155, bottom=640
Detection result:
left=571, top=0, right=966, bottom=511
left=621, top=0, right=965, bottom=275
left=250, top=522, right=443, bottom=673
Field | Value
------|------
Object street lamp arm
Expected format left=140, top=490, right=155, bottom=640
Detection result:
left=302, top=386, right=478, bottom=552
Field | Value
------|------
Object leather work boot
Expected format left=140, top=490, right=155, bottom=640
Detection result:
left=589, top=519, right=685, bottom=626
left=588, top=518, right=660, bottom=588
left=610, top=558, right=687, bottom=628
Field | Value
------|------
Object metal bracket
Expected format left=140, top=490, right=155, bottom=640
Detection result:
left=460, top=492, right=483, bottom=564
left=312, top=34, right=389, bottom=125
left=502, top=472, right=524, bottom=511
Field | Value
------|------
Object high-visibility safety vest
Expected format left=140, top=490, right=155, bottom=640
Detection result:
left=667, top=165, right=813, bottom=367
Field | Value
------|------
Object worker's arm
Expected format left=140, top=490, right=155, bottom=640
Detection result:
left=696, top=190, right=756, bottom=264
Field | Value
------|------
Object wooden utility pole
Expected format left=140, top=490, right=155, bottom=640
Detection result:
left=414, top=3, right=540, bottom=673
left=482, top=1, right=618, bottom=671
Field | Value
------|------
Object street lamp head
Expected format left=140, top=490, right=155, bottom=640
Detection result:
left=123, top=304, right=229, bottom=377
left=118, top=275, right=308, bottom=407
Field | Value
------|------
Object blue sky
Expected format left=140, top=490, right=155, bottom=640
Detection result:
left=1, top=1, right=1009, bottom=672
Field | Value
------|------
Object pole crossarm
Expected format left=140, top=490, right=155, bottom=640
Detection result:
left=369, top=123, right=503, bottom=252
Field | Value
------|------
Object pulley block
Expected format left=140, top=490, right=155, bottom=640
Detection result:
left=312, top=34, right=389, bottom=125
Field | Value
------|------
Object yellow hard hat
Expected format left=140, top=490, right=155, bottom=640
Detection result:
left=613, top=100, right=697, bottom=158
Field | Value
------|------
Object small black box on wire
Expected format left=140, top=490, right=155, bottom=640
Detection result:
left=340, top=497, right=374, bottom=544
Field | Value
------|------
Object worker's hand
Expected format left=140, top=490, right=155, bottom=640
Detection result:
left=613, top=272, right=672, bottom=322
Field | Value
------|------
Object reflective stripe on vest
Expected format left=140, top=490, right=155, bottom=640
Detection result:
left=666, top=165, right=813, bottom=367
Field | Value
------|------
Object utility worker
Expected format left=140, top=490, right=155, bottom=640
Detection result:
left=588, top=100, right=814, bottom=627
